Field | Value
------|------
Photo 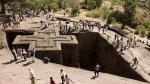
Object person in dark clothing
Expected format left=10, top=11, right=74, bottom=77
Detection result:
left=31, top=48, right=36, bottom=62
left=0, top=43, right=3, bottom=49
left=43, top=57, right=50, bottom=64
left=132, top=57, right=138, bottom=69
left=60, top=69, right=65, bottom=84
left=94, top=64, right=101, bottom=77
left=50, top=77, right=55, bottom=84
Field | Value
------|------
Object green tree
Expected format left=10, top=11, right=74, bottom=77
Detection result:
left=86, top=0, right=96, bottom=10
left=107, top=0, right=138, bottom=29
left=124, top=0, right=137, bottom=28
left=71, top=0, right=80, bottom=16
left=95, top=0, right=102, bottom=8
left=84, top=0, right=102, bottom=10
left=9, top=1, right=21, bottom=13
left=0, top=0, right=12, bottom=14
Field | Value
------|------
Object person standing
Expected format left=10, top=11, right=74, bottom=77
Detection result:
left=29, top=68, right=36, bottom=84
left=60, top=69, right=65, bottom=84
left=40, top=20, right=43, bottom=27
left=17, top=48, right=22, bottom=59
left=50, top=77, right=56, bottom=84
left=95, top=64, right=101, bottom=77
left=12, top=48, right=17, bottom=61
left=133, top=57, right=138, bottom=68
left=31, top=48, right=36, bottom=62
left=65, top=75, right=74, bottom=84
left=22, top=49, right=27, bottom=61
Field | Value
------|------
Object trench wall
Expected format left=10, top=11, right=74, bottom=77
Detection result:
left=74, top=32, right=147, bottom=82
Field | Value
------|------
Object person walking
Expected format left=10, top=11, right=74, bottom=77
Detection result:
left=60, top=69, right=65, bottom=84
left=31, top=48, right=36, bottom=62
left=22, top=49, right=27, bottom=61
left=65, top=75, right=74, bottom=84
left=132, top=57, right=138, bottom=68
left=29, top=68, right=36, bottom=84
left=94, top=64, right=101, bottom=77
left=50, top=77, right=56, bottom=84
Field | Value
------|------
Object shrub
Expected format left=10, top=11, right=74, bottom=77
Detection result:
left=71, top=1, right=80, bottom=16
left=86, top=7, right=111, bottom=19
left=83, top=0, right=102, bottom=10
left=143, top=21, right=150, bottom=31
left=140, top=30, right=146, bottom=37
left=134, top=30, right=140, bottom=35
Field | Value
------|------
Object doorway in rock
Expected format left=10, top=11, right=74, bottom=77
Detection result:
left=5, top=31, right=33, bottom=50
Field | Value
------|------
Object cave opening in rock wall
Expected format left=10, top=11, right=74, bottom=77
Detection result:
left=5, top=31, right=34, bottom=50
left=5, top=31, right=147, bottom=82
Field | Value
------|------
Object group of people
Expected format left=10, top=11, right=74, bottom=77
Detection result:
left=112, top=33, right=140, bottom=54
left=1, top=8, right=52, bottom=29
left=11, top=47, right=36, bottom=62
left=2, top=12, right=26, bottom=29
left=29, top=69, right=74, bottom=84
left=40, top=12, right=52, bottom=29
left=58, top=18, right=109, bottom=35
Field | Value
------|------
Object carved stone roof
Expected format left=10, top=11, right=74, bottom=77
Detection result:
left=13, top=28, right=78, bottom=51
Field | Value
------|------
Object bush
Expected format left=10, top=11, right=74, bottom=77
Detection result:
left=143, top=21, right=150, bottom=31
left=86, top=10, right=100, bottom=18
left=134, top=30, right=140, bottom=35
left=71, top=1, right=80, bottom=16
left=140, top=30, right=146, bottom=37
left=83, top=0, right=102, bottom=10
left=86, top=7, right=111, bottom=19
left=50, top=2, right=59, bottom=12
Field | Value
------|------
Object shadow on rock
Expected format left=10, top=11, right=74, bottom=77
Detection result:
left=22, top=61, right=34, bottom=66
left=15, top=60, right=26, bottom=64
left=2, top=59, right=16, bottom=65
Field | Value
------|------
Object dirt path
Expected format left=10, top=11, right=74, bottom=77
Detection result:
left=0, top=49, right=148, bottom=84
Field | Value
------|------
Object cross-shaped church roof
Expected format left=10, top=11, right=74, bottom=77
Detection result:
left=13, top=28, right=78, bottom=51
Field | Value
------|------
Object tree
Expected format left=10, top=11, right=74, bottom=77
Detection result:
left=106, top=0, right=138, bottom=29
left=71, top=0, right=80, bottom=16
left=0, top=0, right=10, bottom=14
left=124, top=0, right=137, bottom=28
left=84, top=0, right=103, bottom=10
left=95, top=0, right=102, bottom=8
left=86, top=0, right=96, bottom=10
